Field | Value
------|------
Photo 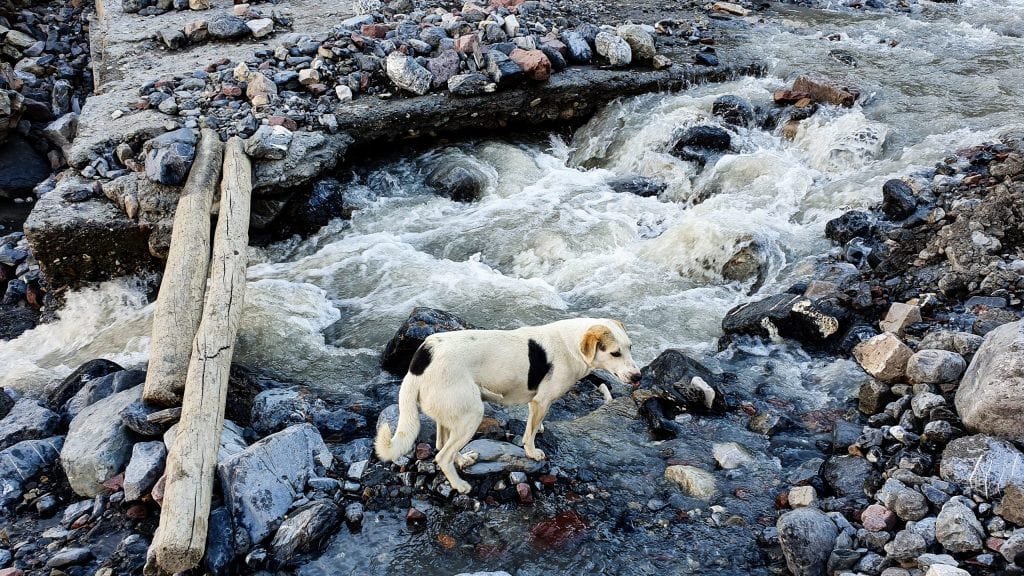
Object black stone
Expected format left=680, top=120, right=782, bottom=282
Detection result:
left=881, top=179, right=917, bottom=220
left=712, top=95, right=755, bottom=127
left=0, top=306, right=37, bottom=341
left=694, top=52, right=719, bottom=66
left=279, top=178, right=350, bottom=236
left=0, top=388, right=13, bottom=420
left=526, top=339, right=551, bottom=391
left=207, top=13, right=250, bottom=39
left=425, top=158, right=488, bottom=203
left=820, top=455, right=877, bottom=497
left=381, top=308, right=474, bottom=375
left=485, top=51, right=524, bottom=87
left=607, top=176, right=666, bottom=197
left=674, top=125, right=732, bottom=151
left=46, top=359, right=124, bottom=412
left=634, top=349, right=728, bottom=438
left=825, top=210, right=873, bottom=245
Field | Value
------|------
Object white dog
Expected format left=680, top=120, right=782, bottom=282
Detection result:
left=375, top=318, right=641, bottom=494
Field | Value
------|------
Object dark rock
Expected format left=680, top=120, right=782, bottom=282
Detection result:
left=0, top=135, right=50, bottom=196
left=245, top=125, right=293, bottom=160
left=607, top=175, right=666, bottom=197
left=0, top=307, right=37, bottom=340
left=121, top=400, right=168, bottom=437
left=485, top=51, right=524, bottom=86
left=694, top=51, right=719, bottom=66
left=712, top=95, right=755, bottom=127
left=279, top=178, right=349, bottom=236
left=425, top=155, right=489, bottom=202
left=559, top=31, right=591, bottom=64
left=144, top=128, right=197, bottom=186
left=269, top=500, right=340, bottom=565
left=0, top=436, right=64, bottom=512
left=253, top=131, right=353, bottom=194
left=381, top=307, right=474, bottom=374
left=881, top=179, right=917, bottom=220
left=820, top=455, right=876, bottom=498
left=825, top=210, right=873, bottom=245
left=64, top=369, right=145, bottom=422
left=0, top=389, right=12, bottom=420
left=777, top=507, right=838, bottom=576
left=205, top=506, right=235, bottom=575
left=208, top=13, right=250, bottom=39
left=0, top=398, right=59, bottom=451
left=46, top=547, right=92, bottom=568
left=722, top=293, right=843, bottom=345
left=858, top=379, right=893, bottom=415
left=633, top=349, right=727, bottom=439
left=995, top=482, right=1024, bottom=526
left=313, top=408, right=365, bottom=442
left=447, top=73, right=491, bottom=96
left=674, top=125, right=731, bottom=151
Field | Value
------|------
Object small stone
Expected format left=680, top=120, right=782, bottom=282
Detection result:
left=406, top=508, right=426, bottom=523
left=853, top=333, right=913, bottom=383
left=884, top=530, right=926, bottom=562
left=447, top=73, right=491, bottom=96
left=861, top=504, right=897, bottom=532
left=789, top=486, right=818, bottom=508
left=298, top=69, right=320, bottom=86
left=144, top=128, right=196, bottom=186
left=385, top=52, right=433, bottom=95
left=594, top=31, right=631, bottom=66
left=246, top=72, right=278, bottom=107
left=652, top=54, right=673, bottom=69
left=344, top=502, right=364, bottom=525
left=159, top=28, right=186, bottom=50
left=508, top=49, right=551, bottom=81
left=996, top=482, right=1024, bottom=525
left=875, top=478, right=929, bottom=521
left=712, top=442, right=755, bottom=469
left=516, top=482, right=533, bottom=504
left=335, top=85, right=353, bottom=102
left=664, top=465, right=716, bottom=500
left=45, top=548, right=93, bottom=568
left=246, top=18, right=274, bottom=38
left=879, top=302, right=922, bottom=335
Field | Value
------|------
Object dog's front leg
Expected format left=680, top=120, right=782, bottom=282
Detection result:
left=523, top=400, right=551, bottom=461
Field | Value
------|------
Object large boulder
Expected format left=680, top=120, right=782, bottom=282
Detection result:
left=955, top=319, right=1024, bottom=442
left=217, top=424, right=332, bottom=552
left=61, top=385, right=142, bottom=497
left=0, top=436, right=64, bottom=512
left=940, top=435, right=1024, bottom=499
left=777, top=507, right=838, bottom=576
left=380, top=307, right=474, bottom=375
left=253, top=131, right=353, bottom=194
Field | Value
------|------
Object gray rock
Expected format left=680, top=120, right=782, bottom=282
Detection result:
left=386, top=52, right=433, bottom=96
left=376, top=404, right=437, bottom=446
left=205, top=506, right=235, bottom=575
left=616, top=25, right=655, bottom=63
left=123, top=441, right=167, bottom=501
left=62, top=499, right=93, bottom=526
left=559, top=30, right=592, bottom=64
left=883, top=529, right=926, bottom=562
left=458, top=439, right=544, bottom=476
left=911, top=392, right=946, bottom=419
left=121, top=400, right=169, bottom=437
left=144, top=128, right=197, bottom=186
left=940, top=434, right=1024, bottom=498
left=447, top=73, right=492, bottom=96
left=917, top=554, right=958, bottom=570
left=344, top=502, right=364, bottom=525
left=777, top=507, right=838, bottom=576
left=595, top=31, right=631, bottom=66
left=935, top=498, right=984, bottom=553
left=217, top=424, right=332, bottom=552
left=956, top=320, right=1024, bottom=442
left=250, top=387, right=318, bottom=436
left=875, top=478, right=930, bottom=521
left=65, top=369, right=146, bottom=423
left=122, top=0, right=145, bottom=12
left=821, top=455, right=876, bottom=498
left=0, top=548, right=10, bottom=567
left=919, top=330, right=984, bottom=358
left=158, top=97, right=178, bottom=115
left=245, top=125, right=293, bottom=160
left=909, top=516, right=937, bottom=546
left=906, top=350, right=966, bottom=384
left=159, top=28, right=185, bottom=50
left=0, top=436, right=64, bottom=512
left=269, top=500, right=340, bottom=564
left=0, top=398, right=59, bottom=451
left=253, top=131, right=352, bottom=194
left=46, top=547, right=93, bottom=568
left=164, top=419, right=247, bottom=463
left=1000, top=530, right=1024, bottom=564
left=43, top=113, right=78, bottom=158
left=61, top=385, right=142, bottom=497
left=207, top=13, right=250, bottom=39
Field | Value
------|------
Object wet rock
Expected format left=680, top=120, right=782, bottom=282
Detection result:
left=0, top=436, right=64, bottom=512
left=425, top=154, right=489, bottom=202
left=664, top=465, right=717, bottom=500
left=859, top=379, right=894, bottom=415
left=62, top=385, right=142, bottom=497
left=936, top=498, right=984, bottom=553
left=269, top=500, right=340, bottom=565
left=956, top=320, right=1024, bottom=443
left=207, top=13, right=249, bottom=39
left=144, top=128, right=197, bottom=186
left=777, top=507, right=838, bottom=576
left=607, top=175, right=666, bottom=197
left=879, top=303, right=922, bottom=336
left=46, top=359, right=124, bottom=413
left=279, top=177, right=350, bottom=236
left=344, top=502, right=363, bottom=525
left=822, top=455, right=876, bottom=498
left=381, top=307, right=474, bottom=375
left=881, top=179, right=917, bottom=220
left=723, top=292, right=843, bottom=345
left=250, top=387, right=319, bottom=436
left=529, top=510, right=587, bottom=550
left=875, top=478, right=929, bottom=521
left=995, top=482, right=1024, bottom=525
left=217, top=424, right=332, bottom=551
left=0, top=390, right=12, bottom=421
left=245, top=125, right=292, bottom=160
left=884, top=530, right=926, bottom=562
left=907, top=350, right=966, bottom=385
left=386, top=52, right=433, bottom=95
left=594, top=31, right=631, bottom=67
left=792, top=75, right=859, bottom=107
left=675, top=125, right=731, bottom=151
left=853, top=333, right=913, bottom=383
left=46, top=547, right=92, bottom=568
left=616, top=25, right=655, bottom=63
left=712, top=95, right=755, bottom=127
left=253, top=131, right=352, bottom=194
left=459, top=439, right=544, bottom=476
left=825, top=210, right=873, bottom=245
left=0, top=308, right=37, bottom=340
left=0, top=135, right=49, bottom=196
left=712, top=442, right=755, bottom=469
left=0, top=398, right=59, bottom=451
left=120, top=401, right=168, bottom=437
left=122, top=441, right=166, bottom=501
left=634, top=349, right=726, bottom=438
left=910, top=392, right=946, bottom=419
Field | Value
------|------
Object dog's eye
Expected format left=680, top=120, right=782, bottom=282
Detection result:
left=610, top=351, right=622, bottom=357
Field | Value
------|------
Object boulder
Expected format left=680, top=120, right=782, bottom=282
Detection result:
left=0, top=389, right=12, bottom=420
left=777, top=507, right=838, bottom=576
left=164, top=419, right=247, bottom=463
left=940, top=435, right=1024, bottom=498
left=277, top=177, right=350, bottom=236
left=381, top=307, right=474, bottom=374
left=64, top=369, right=145, bottom=423
left=144, top=128, right=197, bottom=186
left=269, top=500, right=340, bottom=564
left=594, top=31, right=631, bottom=66
left=122, top=441, right=166, bottom=501
left=664, top=465, right=717, bottom=500
left=0, top=398, right=59, bottom=451
left=616, top=25, right=655, bottom=63
left=0, top=436, right=64, bottom=512
left=955, top=320, right=1024, bottom=442
left=458, top=439, right=544, bottom=476
left=217, top=424, right=332, bottom=551
left=711, top=95, right=755, bottom=128
left=61, top=385, right=142, bottom=497
left=722, top=292, right=843, bottom=345
left=853, top=333, right=913, bottom=383
left=46, top=359, right=124, bottom=413
left=253, top=131, right=352, bottom=194
left=906, top=350, right=966, bottom=385
left=386, top=52, right=433, bottom=95
left=935, top=498, right=984, bottom=553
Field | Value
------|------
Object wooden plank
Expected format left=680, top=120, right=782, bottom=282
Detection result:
left=143, top=128, right=224, bottom=407
left=152, top=137, right=252, bottom=573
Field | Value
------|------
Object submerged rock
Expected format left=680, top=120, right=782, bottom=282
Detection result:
left=664, top=465, right=717, bottom=500
left=712, top=95, right=754, bottom=127
left=425, top=155, right=489, bottom=202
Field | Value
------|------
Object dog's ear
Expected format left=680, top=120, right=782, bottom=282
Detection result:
left=580, top=325, right=613, bottom=362
left=613, top=319, right=625, bottom=330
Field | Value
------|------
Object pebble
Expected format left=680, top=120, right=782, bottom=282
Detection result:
left=45, top=548, right=92, bottom=568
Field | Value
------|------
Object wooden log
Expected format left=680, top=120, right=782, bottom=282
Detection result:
left=143, top=128, right=224, bottom=407
left=153, top=137, right=252, bottom=574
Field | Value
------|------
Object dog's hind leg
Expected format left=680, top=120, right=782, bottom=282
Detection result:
left=435, top=409, right=482, bottom=495
left=436, top=424, right=448, bottom=451
left=523, top=399, right=552, bottom=461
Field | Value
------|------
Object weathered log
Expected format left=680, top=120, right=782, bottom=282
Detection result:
left=152, top=137, right=252, bottom=573
left=143, top=128, right=224, bottom=406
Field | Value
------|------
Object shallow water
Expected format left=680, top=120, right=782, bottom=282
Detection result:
left=2, top=0, right=1023, bottom=573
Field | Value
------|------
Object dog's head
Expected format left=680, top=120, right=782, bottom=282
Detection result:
left=580, top=320, right=641, bottom=385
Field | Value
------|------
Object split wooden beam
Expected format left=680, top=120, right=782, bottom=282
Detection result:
left=153, top=137, right=252, bottom=573
left=143, top=128, right=224, bottom=407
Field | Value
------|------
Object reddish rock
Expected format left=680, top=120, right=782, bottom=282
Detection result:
left=437, top=533, right=456, bottom=549
left=516, top=482, right=534, bottom=504
left=489, top=0, right=523, bottom=9
left=222, top=85, right=242, bottom=97
left=406, top=508, right=426, bottom=523
left=772, top=90, right=812, bottom=105
left=103, top=472, right=124, bottom=491
left=986, top=537, right=1005, bottom=552
left=360, top=24, right=388, bottom=38
left=529, top=510, right=587, bottom=550
left=0, top=568, right=26, bottom=576
left=126, top=504, right=148, bottom=520
left=308, top=83, right=328, bottom=96
left=454, top=33, right=480, bottom=54
left=476, top=417, right=503, bottom=438
left=861, top=504, right=897, bottom=532
left=415, top=442, right=433, bottom=461
left=539, top=474, right=557, bottom=488
left=775, top=491, right=789, bottom=509
left=509, top=49, right=551, bottom=81
left=792, top=75, right=859, bottom=107
left=70, top=513, right=91, bottom=529
left=269, top=116, right=298, bottom=131
left=25, top=283, right=43, bottom=309
left=152, top=475, right=166, bottom=506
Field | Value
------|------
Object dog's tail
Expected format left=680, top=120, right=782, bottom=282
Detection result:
left=375, top=374, right=421, bottom=462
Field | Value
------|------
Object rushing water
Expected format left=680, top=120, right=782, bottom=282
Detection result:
left=2, top=0, right=1023, bottom=573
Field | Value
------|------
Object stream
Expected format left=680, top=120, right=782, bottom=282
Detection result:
left=2, top=0, right=1023, bottom=573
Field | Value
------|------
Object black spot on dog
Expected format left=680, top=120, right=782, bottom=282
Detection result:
left=527, top=339, right=551, bottom=391
left=409, top=345, right=432, bottom=376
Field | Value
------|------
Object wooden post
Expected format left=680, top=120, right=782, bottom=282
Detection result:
left=153, top=137, right=252, bottom=573
left=143, top=128, right=224, bottom=407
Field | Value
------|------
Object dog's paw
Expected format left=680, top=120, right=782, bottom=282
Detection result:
left=525, top=447, right=546, bottom=461
left=456, top=451, right=479, bottom=469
